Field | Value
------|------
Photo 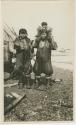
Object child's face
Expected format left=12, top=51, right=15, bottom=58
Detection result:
left=19, top=33, right=27, bottom=39
left=42, top=25, right=47, bottom=30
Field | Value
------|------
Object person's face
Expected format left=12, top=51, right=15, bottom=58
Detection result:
left=19, top=33, right=27, bottom=39
left=42, top=25, right=47, bottom=30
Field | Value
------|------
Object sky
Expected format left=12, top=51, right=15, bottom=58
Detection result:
left=1, top=0, right=74, bottom=51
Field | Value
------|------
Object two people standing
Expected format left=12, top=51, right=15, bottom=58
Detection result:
left=10, top=22, right=57, bottom=88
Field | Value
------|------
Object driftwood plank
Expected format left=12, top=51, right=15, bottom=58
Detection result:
left=4, top=83, right=18, bottom=88
left=4, top=92, right=26, bottom=114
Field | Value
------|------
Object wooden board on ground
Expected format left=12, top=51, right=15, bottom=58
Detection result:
left=4, top=82, right=18, bottom=88
left=4, top=92, right=26, bottom=114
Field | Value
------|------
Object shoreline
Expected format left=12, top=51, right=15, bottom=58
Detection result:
left=52, top=62, right=73, bottom=71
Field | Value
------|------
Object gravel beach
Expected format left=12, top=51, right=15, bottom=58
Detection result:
left=4, top=66, right=73, bottom=121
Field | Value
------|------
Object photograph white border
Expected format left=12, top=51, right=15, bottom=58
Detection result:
left=0, top=0, right=75, bottom=124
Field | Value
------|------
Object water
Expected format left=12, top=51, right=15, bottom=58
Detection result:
left=51, top=50, right=73, bottom=71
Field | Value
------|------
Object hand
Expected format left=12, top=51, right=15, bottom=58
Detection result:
left=12, top=57, right=16, bottom=63
left=13, top=49, right=16, bottom=54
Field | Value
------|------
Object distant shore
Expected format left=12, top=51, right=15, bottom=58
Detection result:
left=52, top=62, right=73, bottom=71
left=51, top=50, right=73, bottom=71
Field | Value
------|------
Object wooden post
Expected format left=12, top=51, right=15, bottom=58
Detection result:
left=26, top=74, right=31, bottom=89
left=35, top=76, right=40, bottom=88
left=30, top=72, right=35, bottom=88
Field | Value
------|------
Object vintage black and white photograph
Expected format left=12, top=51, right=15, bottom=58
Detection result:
left=2, top=0, right=74, bottom=122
